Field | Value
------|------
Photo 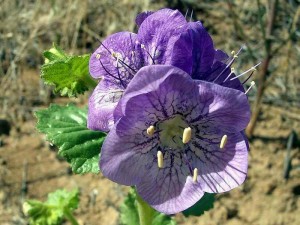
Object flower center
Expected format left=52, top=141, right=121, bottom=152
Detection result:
left=158, top=115, right=189, bottom=149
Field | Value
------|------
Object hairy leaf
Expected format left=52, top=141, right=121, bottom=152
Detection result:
left=24, top=189, right=79, bottom=225
left=35, top=104, right=106, bottom=174
left=41, top=45, right=97, bottom=97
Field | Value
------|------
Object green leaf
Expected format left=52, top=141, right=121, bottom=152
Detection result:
left=35, top=104, right=106, bottom=174
left=24, top=189, right=79, bottom=225
left=120, top=188, right=177, bottom=225
left=182, top=193, right=215, bottom=217
left=44, top=43, right=68, bottom=63
left=41, top=45, right=97, bottom=97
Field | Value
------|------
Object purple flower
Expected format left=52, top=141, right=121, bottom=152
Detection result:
left=100, top=65, right=250, bottom=214
left=88, top=8, right=250, bottom=132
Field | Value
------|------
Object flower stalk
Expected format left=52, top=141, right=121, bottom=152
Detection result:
left=64, top=208, right=79, bottom=225
left=136, top=193, right=156, bottom=225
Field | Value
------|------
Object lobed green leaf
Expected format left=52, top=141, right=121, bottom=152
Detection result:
left=41, top=44, right=97, bottom=97
left=35, top=104, right=106, bottom=174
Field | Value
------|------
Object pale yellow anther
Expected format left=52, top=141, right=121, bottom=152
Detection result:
left=231, top=50, right=235, bottom=55
left=193, top=168, right=198, bottom=182
left=157, top=151, right=163, bottom=168
left=233, top=54, right=238, bottom=58
left=182, top=127, right=192, bottom=144
left=96, top=53, right=101, bottom=59
left=220, top=135, right=228, bottom=149
left=141, top=44, right=145, bottom=49
left=231, top=67, right=235, bottom=72
left=146, top=125, right=155, bottom=136
left=112, top=52, right=117, bottom=57
left=251, top=66, right=257, bottom=71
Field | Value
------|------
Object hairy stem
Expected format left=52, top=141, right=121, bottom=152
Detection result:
left=64, top=209, right=79, bottom=225
left=136, top=193, right=155, bottom=225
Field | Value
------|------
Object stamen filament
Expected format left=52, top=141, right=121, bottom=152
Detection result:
left=223, top=67, right=235, bottom=83
left=157, top=151, right=163, bottom=168
left=146, top=125, right=155, bottom=136
left=220, top=135, right=228, bottom=149
left=193, top=168, right=198, bottom=182
left=182, top=127, right=192, bottom=144
left=230, top=62, right=261, bottom=81
left=213, top=45, right=244, bottom=82
left=245, top=81, right=256, bottom=94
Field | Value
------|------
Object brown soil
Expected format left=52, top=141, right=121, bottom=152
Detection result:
left=0, top=69, right=299, bottom=225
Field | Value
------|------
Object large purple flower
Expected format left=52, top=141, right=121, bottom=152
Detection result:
left=100, top=65, right=250, bottom=214
left=88, top=8, right=247, bottom=132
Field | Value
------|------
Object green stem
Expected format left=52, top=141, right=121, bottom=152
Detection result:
left=64, top=208, right=79, bottom=225
left=136, top=193, right=155, bottom=225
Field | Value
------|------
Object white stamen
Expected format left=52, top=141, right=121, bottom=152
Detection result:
left=223, top=67, right=235, bottom=83
left=141, top=44, right=145, bottom=49
left=157, top=151, right=163, bottom=168
left=245, top=81, right=256, bottom=94
left=96, top=53, right=101, bottom=59
left=231, top=50, right=235, bottom=55
left=220, top=135, right=228, bottom=149
left=193, top=168, right=198, bottom=182
left=146, top=125, right=155, bottom=136
left=182, top=127, right=192, bottom=144
left=230, top=62, right=261, bottom=80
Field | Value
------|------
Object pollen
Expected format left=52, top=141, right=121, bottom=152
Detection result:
left=157, top=151, right=163, bottom=168
left=220, top=135, right=228, bottom=149
left=193, top=168, right=198, bottom=182
left=146, top=125, right=155, bottom=136
left=96, top=53, right=101, bottom=59
left=182, top=127, right=192, bottom=144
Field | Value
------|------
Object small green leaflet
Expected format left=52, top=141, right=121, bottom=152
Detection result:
left=41, top=44, right=97, bottom=97
left=35, top=104, right=106, bottom=174
left=182, top=193, right=215, bottom=217
left=24, top=189, right=79, bottom=225
left=120, top=188, right=176, bottom=225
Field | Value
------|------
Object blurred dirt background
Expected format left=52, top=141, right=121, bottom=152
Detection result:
left=0, top=0, right=300, bottom=224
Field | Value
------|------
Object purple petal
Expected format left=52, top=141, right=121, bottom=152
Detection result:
left=135, top=11, right=154, bottom=27
left=89, top=32, right=142, bottom=88
left=136, top=168, right=204, bottom=214
left=87, top=81, right=123, bottom=132
left=187, top=21, right=215, bottom=78
left=188, top=132, right=248, bottom=193
left=137, top=9, right=190, bottom=69
left=100, top=118, right=156, bottom=185
left=214, top=49, right=229, bottom=63
left=117, top=65, right=195, bottom=116
left=194, top=80, right=250, bottom=133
